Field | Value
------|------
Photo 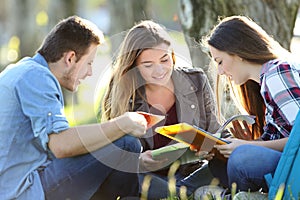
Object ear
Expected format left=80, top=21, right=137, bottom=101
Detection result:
left=236, top=55, right=244, bottom=61
left=64, top=51, right=76, bottom=67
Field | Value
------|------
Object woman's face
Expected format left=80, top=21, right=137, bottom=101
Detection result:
left=136, top=43, right=173, bottom=86
left=209, top=45, right=248, bottom=85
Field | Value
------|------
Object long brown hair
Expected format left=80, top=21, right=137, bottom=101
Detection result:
left=101, top=20, right=175, bottom=121
left=203, top=15, right=289, bottom=138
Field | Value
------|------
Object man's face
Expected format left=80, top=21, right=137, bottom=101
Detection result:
left=62, top=44, right=98, bottom=92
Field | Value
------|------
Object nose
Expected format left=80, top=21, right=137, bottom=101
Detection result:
left=218, top=65, right=225, bottom=75
left=154, top=64, right=164, bottom=74
left=87, top=65, right=93, bottom=76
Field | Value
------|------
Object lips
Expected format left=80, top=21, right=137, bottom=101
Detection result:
left=153, top=73, right=166, bottom=80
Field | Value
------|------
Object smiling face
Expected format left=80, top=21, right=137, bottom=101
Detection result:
left=209, top=45, right=249, bottom=85
left=62, top=44, right=98, bottom=91
left=136, top=43, right=173, bottom=87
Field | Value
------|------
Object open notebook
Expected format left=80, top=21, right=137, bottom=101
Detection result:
left=152, top=115, right=255, bottom=163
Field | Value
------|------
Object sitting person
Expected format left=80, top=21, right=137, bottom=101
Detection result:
left=0, top=16, right=150, bottom=200
left=100, top=20, right=221, bottom=199
left=202, top=15, right=300, bottom=195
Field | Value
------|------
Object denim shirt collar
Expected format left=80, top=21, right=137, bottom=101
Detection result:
left=33, top=53, right=49, bottom=70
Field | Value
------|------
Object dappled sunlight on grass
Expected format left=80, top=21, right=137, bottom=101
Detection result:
left=141, top=175, right=152, bottom=200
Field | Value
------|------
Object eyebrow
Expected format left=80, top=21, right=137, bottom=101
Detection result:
left=214, top=57, right=220, bottom=62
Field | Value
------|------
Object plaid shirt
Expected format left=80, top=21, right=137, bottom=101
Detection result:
left=260, top=59, right=300, bottom=140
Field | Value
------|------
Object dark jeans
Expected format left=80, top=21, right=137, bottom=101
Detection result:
left=209, top=144, right=281, bottom=192
left=39, top=135, right=142, bottom=200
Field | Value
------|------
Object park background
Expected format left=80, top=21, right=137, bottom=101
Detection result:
left=0, top=0, right=299, bottom=126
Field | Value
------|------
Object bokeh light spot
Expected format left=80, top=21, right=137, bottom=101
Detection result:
left=36, top=11, right=48, bottom=26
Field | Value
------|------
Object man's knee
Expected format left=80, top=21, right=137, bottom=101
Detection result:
left=114, top=135, right=142, bottom=154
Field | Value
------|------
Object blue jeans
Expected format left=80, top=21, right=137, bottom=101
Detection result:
left=39, top=135, right=142, bottom=200
left=209, top=144, right=281, bottom=192
left=139, top=162, right=214, bottom=200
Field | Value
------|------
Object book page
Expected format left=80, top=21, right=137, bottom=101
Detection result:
left=154, top=115, right=255, bottom=162
left=155, top=123, right=229, bottom=152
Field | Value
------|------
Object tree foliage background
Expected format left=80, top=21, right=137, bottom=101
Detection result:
left=0, top=0, right=299, bottom=122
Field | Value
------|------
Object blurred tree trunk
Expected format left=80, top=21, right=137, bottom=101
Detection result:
left=47, top=0, right=79, bottom=106
left=178, top=0, right=300, bottom=118
left=4, top=0, right=78, bottom=106
left=7, top=0, right=38, bottom=58
left=47, top=0, right=78, bottom=25
left=108, top=0, right=151, bottom=56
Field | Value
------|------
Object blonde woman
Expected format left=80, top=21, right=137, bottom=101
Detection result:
left=101, top=20, right=221, bottom=199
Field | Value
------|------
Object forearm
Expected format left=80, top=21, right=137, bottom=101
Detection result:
left=49, top=119, right=126, bottom=158
left=248, top=137, right=288, bottom=152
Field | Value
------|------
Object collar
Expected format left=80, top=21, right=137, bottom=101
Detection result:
left=260, top=59, right=280, bottom=85
left=32, top=53, right=50, bottom=70
left=172, top=68, right=198, bottom=96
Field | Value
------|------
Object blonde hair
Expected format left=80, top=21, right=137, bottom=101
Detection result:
left=101, top=20, right=175, bottom=121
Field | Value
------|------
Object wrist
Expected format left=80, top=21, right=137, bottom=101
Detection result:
left=112, top=115, right=132, bottom=134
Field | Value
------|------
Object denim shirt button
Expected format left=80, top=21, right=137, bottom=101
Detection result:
left=48, top=112, right=52, bottom=116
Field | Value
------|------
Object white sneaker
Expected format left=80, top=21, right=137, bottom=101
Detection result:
left=233, top=191, right=267, bottom=200
left=194, top=185, right=227, bottom=200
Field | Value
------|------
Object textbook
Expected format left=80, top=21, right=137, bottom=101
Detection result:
left=153, top=115, right=255, bottom=163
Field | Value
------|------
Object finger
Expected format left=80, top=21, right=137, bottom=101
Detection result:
left=229, top=127, right=236, bottom=136
left=232, top=121, right=250, bottom=140
left=242, top=120, right=250, bottom=131
left=232, top=120, right=243, bottom=130
left=131, top=127, right=146, bottom=137
left=195, top=151, right=208, bottom=157
left=206, top=156, right=214, bottom=161
left=130, top=112, right=148, bottom=128
left=201, top=153, right=214, bottom=160
left=214, top=144, right=228, bottom=151
left=242, top=120, right=252, bottom=140
left=219, top=150, right=231, bottom=157
left=231, top=121, right=244, bottom=138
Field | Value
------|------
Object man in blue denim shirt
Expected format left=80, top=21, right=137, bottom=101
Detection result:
left=0, top=16, right=150, bottom=200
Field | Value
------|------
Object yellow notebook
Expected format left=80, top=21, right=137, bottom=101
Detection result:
left=155, top=123, right=229, bottom=152
left=154, top=115, right=255, bottom=161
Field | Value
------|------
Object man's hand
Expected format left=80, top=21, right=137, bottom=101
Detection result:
left=114, top=112, right=147, bottom=137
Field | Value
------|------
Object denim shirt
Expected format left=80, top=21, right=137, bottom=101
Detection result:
left=0, top=54, right=69, bottom=199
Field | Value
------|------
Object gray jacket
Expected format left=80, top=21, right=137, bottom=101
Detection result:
left=130, top=67, right=220, bottom=150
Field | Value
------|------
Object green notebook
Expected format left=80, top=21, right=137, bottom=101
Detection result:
left=151, top=143, right=201, bottom=165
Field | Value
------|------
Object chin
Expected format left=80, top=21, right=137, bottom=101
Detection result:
left=234, top=80, right=247, bottom=86
left=73, top=86, right=79, bottom=92
left=66, top=84, right=78, bottom=92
